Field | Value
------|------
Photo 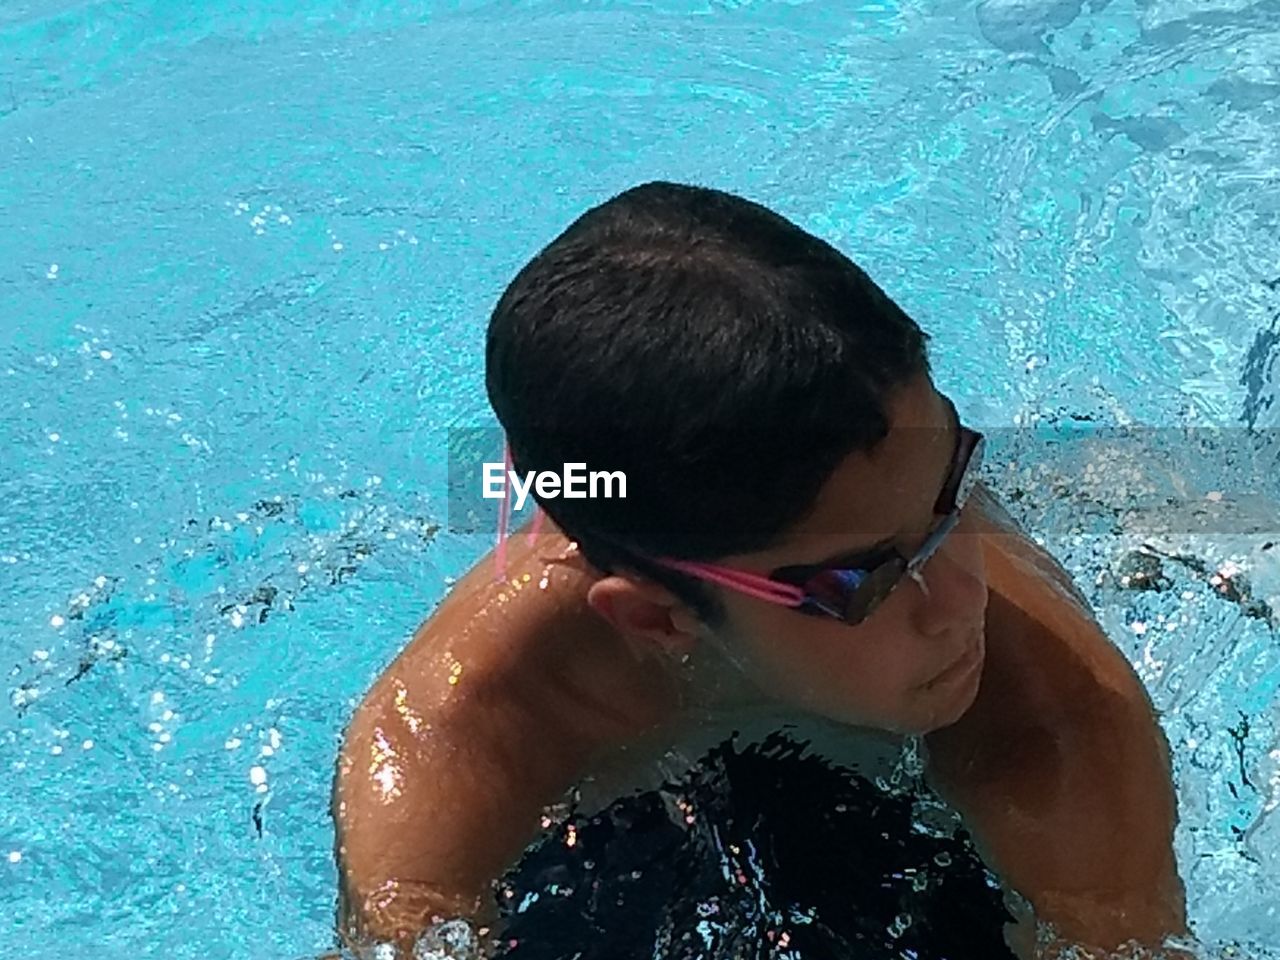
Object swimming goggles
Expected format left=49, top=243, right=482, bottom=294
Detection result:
left=650, top=403, right=985, bottom=626
left=494, top=403, right=985, bottom=628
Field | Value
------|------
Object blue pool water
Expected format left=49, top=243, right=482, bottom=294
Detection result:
left=3, top=0, right=1280, bottom=956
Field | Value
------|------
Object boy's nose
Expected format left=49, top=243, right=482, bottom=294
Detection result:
left=908, top=536, right=987, bottom=640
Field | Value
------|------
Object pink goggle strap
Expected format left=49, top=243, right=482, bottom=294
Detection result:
left=494, top=441, right=512, bottom=582
left=655, top=557, right=806, bottom=607
left=493, top=437, right=544, bottom=583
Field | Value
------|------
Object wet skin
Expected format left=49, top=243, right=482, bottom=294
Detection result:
left=330, top=375, right=1188, bottom=960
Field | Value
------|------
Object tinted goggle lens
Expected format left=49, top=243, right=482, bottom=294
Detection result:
left=799, top=558, right=907, bottom=624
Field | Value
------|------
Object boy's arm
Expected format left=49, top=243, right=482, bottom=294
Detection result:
left=925, top=483, right=1189, bottom=957
left=331, top=675, right=590, bottom=958
left=332, top=700, right=504, bottom=958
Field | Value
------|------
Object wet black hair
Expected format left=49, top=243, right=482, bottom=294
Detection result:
left=485, top=181, right=931, bottom=626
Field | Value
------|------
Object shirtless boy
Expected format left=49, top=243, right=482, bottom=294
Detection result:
left=330, top=181, right=1189, bottom=959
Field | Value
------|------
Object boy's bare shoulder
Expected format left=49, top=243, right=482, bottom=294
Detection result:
left=970, top=483, right=1157, bottom=717
left=332, top=543, right=646, bottom=946
left=969, top=481, right=1093, bottom=612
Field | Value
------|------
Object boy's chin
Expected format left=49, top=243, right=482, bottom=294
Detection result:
left=913, top=681, right=983, bottom=734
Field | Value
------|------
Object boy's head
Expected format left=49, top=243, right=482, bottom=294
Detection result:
left=486, top=181, right=989, bottom=734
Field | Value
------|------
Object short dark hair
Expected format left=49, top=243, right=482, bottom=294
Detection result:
left=485, top=181, right=931, bottom=625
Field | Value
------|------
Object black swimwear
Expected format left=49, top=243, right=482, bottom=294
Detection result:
left=493, top=730, right=1016, bottom=960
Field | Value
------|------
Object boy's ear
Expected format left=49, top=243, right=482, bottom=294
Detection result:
left=585, top=575, right=702, bottom=659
